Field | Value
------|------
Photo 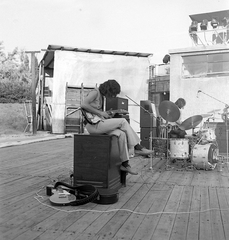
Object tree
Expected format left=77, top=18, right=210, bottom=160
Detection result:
left=0, top=42, right=32, bottom=102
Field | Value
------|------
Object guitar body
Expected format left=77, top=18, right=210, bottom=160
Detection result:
left=49, top=182, right=99, bottom=206
left=81, top=108, right=128, bottom=125
left=50, top=190, right=77, bottom=206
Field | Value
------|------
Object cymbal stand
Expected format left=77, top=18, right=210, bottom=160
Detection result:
left=165, top=121, right=170, bottom=169
left=223, top=105, right=229, bottom=163
left=149, top=112, right=153, bottom=170
left=125, top=95, right=157, bottom=170
left=198, top=90, right=229, bottom=163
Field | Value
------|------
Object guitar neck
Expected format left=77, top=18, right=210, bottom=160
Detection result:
left=108, top=109, right=128, bottom=115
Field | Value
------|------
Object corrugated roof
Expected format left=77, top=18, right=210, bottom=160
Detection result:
left=41, top=44, right=153, bottom=69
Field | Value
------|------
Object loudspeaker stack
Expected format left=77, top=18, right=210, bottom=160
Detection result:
left=140, top=100, right=158, bottom=148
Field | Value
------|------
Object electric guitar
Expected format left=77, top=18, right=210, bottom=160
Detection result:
left=81, top=108, right=129, bottom=125
left=49, top=182, right=99, bottom=206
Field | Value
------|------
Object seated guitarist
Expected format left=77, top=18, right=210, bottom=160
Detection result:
left=168, top=98, right=187, bottom=138
left=81, top=79, right=153, bottom=175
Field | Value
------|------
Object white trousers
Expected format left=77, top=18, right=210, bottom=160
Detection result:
left=85, top=118, right=140, bottom=162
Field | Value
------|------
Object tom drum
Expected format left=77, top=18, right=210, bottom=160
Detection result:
left=192, top=143, right=218, bottom=170
left=170, top=138, right=189, bottom=159
left=200, top=128, right=216, bottom=142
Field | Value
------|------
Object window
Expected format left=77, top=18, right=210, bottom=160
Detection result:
left=182, top=53, right=229, bottom=78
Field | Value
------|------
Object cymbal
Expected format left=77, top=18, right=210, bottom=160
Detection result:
left=180, top=115, right=203, bottom=130
left=207, top=109, right=221, bottom=114
left=201, top=113, right=213, bottom=118
left=158, top=100, right=180, bottom=122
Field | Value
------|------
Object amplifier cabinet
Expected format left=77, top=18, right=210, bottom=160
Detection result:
left=140, top=127, right=157, bottom=148
left=106, top=97, right=128, bottom=111
left=73, top=134, right=122, bottom=190
left=140, top=100, right=157, bottom=128
left=204, top=122, right=229, bottom=154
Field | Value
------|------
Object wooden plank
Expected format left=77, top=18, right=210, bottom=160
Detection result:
left=153, top=167, right=173, bottom=184
left=186, top=185, right=201, bottom=240
left=170, top=185, right=193, bottom=240
left=1, top=198, right=57, bottom=231
left=0, top=148, right=72, bottom=173
left=191, top=170, right=206, bottom=186
left=0, top=227, right=31, bottom=240
left=8, top=228, right=43, bottom=240
left=217, top=187, right=229, bottom=240
left=57, top=187, right=133, bottom=234
left=87, top=182, right=149, bottom=238
left=63, top=181, right=156, bottom=235
left=127, top=158, right=165, bottom=185
left=0, top=191, right=41, bottom=222
left=0, top=176, right=46, bottom=198
left=218, top=165, right=229, bottom=187
left=199, top=186, right=212, bottom=240
left=114, top=183, right=171, bottom=240
left=206, top=170, right=221, bottom=187
left=167, top=171, right=187, bottom=186
left=209, top=187, right=226, bottom=240
left=131, top=184, right=172, bottom=240
left=0, top=138, right=73, bottom=164
left=82, top=182, right=144, bottom=236
left=149, top=185, right=184, bottom=240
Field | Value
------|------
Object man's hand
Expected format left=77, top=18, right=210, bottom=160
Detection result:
left=99, top=111, right=111, bottom=119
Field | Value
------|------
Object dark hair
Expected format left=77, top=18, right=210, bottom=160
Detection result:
left=99, top=79, right=121, bottom=97
left=175, top=98, right=186, bottom=109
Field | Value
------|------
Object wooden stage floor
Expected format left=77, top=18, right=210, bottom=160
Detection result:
left=0, top=137, right=229, bottom=240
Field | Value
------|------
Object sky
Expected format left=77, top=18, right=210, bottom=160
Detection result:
left=0, top=0, right=228, bottom=63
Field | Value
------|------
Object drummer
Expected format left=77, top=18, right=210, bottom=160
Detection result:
left=168, top=98, right=187, bottom=138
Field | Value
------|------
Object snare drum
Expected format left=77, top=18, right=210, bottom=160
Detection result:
left=192, top=143, right=218, bottom=170
left=200, top=128, right=216, bottom=142
left=170, top=138, right=189, bottom=159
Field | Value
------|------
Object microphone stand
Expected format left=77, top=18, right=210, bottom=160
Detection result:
left=199, top=90, right=229, bottom=163
left=125, top=95, right=156, bottom=170
left=222, top=106, right=229, bottom=164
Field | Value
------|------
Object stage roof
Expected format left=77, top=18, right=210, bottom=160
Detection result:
left=41, top=44, right=153, bottom=70
left=189, top=9, right=229, bottom=23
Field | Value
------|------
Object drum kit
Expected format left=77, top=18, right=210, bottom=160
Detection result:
left=158, top=100, right=219, bottom=170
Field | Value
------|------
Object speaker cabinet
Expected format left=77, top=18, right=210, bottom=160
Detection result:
left=140, top=100, right=157, bottom=128
left=204, top=122, right=229, bottom=154
left=74, top=134, right=122, bottom=190
left=140, top=127, right=157, bottom=148
left=106, top=97, right=128, bottom=111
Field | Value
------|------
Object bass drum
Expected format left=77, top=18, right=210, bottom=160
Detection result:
left=170, top=138, right=189, bottom=159
left=191, top=143, right=218, bottom=170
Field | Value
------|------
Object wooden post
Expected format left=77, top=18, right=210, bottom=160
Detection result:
left=26, top=51, right=40, bottom=135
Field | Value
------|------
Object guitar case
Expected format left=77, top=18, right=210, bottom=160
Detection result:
left=49, top=182, right=99, bottom=206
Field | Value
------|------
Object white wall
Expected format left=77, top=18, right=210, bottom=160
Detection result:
left=169, top=47, right=229, bottom=133
left=52, top=51, right=150, bottom=133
